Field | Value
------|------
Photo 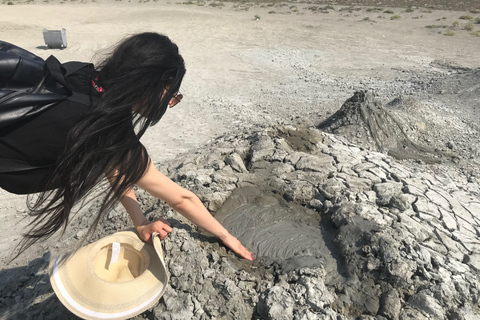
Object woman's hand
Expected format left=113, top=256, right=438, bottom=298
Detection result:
left=135, top=219, right=254, bottom=261
left=220, top=234, right=254, bottom=261
left=135, top=218, right=173, bottom=243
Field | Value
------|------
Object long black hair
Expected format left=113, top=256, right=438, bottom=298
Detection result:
left=17, top=32, right=186, bottom=255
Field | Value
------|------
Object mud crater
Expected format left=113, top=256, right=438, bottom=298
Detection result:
left=213, top=187, right=342, bottom=278
left=272, top=127, right=324, bottom=154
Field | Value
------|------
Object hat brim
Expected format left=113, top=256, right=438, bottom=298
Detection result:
left=49, top=230, right=168, bottom=320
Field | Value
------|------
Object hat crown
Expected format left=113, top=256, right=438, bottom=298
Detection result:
left=93, top=243, right=150, bottom=283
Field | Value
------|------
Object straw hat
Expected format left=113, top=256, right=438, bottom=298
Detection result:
left=49, top=230, right=168, bottom=320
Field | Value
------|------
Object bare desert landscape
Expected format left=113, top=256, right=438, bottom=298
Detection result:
left=1, top=1, right=480, bottom=319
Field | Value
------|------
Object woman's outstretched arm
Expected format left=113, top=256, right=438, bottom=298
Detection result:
left=121, top=160, right=254, bottom=261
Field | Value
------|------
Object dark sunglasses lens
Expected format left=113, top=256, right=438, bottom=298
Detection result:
left=169, top=93, right=182, bottom=107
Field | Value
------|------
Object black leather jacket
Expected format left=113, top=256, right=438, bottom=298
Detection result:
left=0, top=40, right=68, bottom=130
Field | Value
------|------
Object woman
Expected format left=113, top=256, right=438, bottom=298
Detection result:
left=0, top=32, right=253, bottom=261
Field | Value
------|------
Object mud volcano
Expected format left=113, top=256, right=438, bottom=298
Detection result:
left=151, top=121, right=478, bottom=319
left=2, top=96, right=479, bottom=319
left=319, top=90, right=457, bottom=164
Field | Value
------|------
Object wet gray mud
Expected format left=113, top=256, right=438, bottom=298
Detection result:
left=213, top=186, right=342, bottom=278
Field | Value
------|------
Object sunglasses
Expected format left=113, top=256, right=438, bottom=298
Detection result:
left=169, top=92, right=183, bottom=108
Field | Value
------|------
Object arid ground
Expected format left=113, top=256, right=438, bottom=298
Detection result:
left=1, top=1, right=480, bottom=319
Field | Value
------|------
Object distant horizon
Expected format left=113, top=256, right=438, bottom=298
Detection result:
left=2, top=0, right=479, bottom=12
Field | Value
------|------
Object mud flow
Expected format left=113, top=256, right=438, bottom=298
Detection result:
left=213, top=187, right=341, bottom=277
